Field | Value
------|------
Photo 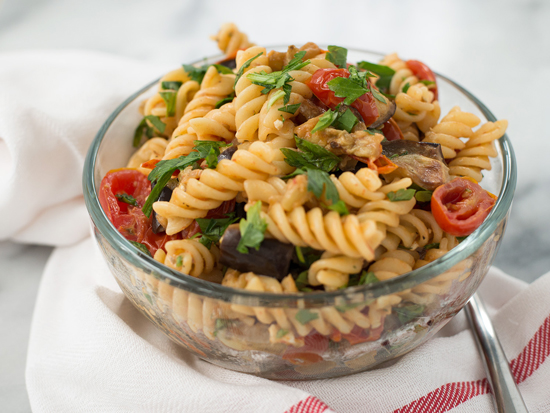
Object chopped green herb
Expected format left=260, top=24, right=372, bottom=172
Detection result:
left=176, top=255, right=183, bottom=267
left=278, top=103, right=301, bottom=114
left=295, top=271, right=310, bottom=291
left=159, top=90, right=177, bottom=117
left=193, top=140, right=231, bottom=169
left=424, top=243, right=440, bottom=250
left=359, top=271, right=379, bottom=285
left=143, top=293, right=153, bottom=305
left=213, top=319, right=236, bottom=336
left=276, top=329, right=288, bottom=339
left=142, top=152, right=202, bottom=217
left=295, top=246, right=305, bottom=264
left=402, top=82, right=411, bottom=93
left=182, top=63, right=209, bottom=84
left=327, top=199, right=349, bottom=215
left=326, top=45, right=348, bottom=68
left=267, top=89, right=286, bottom=110
left=237, top=201, right=267, bottom=254
left=311, top=108, right=339, bottom=134
left=365, top=128, right=384, bottom=136
left=129, top=241, right=151, bottom=256
left=370, top=87, right=387, bottom=104
left=357, top=61, right=396, bottom=93
left=387, top=188, right=416, bottom=202
left=196, top=213, right=239, bottom=249
left=295, top=309, right=319, bottom=325
left=328, top=75, right=368, bottom=106
left=419, top=80, right=435, bottom=86
left=133, top=117, right=155, bottom=147
left=335, top=303, right=362, bottom=312
left=145, top=115, right=166, bottom=134
left=306, top=168, right=338, bottom=204
left=212, top=64, right=234, bottom=75
left=215, top=93, right=235, bottom=109
left=457, top=236, right=468, bottom=243
left=115, top=193, right=138, bottom=206
left=281, top=136, right=340, bottom=172
left=332, top=108, right=358, bottom=133
left=393, top=304, right=425, bottom=324
left=415, top=190, right=433, bottom=203
left=234, top=52, right=263, bottom=87
left=161, top=81, right=183, bottom=91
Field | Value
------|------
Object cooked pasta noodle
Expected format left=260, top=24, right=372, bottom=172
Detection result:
left=211, top=23, right=254, bottom=57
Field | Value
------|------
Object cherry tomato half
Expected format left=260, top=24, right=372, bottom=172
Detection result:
left=381, top=118, right=404, bottom=141
left=406, top=60, right=438, bottom=101
left=431, top=178, right=496, bottom=237
left=307, top=68, right=379, bottom=126
left=282, top=332, right=329, bottom=366
left=99, top=168, right=179, bottom=255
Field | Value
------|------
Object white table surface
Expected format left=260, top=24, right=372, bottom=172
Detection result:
left=1, top=0, right=549, bottom=410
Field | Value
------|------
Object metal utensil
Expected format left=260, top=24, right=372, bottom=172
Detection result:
left=464, top=293, right=529, bottom=413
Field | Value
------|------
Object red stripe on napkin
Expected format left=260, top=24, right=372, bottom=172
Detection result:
left=284, top=314, right=550, bottom=413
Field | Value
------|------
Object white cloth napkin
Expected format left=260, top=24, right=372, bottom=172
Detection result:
left=1, top=51, right=549, bottom=413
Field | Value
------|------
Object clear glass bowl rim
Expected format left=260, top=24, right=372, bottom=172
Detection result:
left=82, top=47, right=517, bottom=307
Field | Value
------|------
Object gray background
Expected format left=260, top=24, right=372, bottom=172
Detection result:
left=1, top=0, right=548, bottom=410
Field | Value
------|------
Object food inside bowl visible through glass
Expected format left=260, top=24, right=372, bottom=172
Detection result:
left=89, top=23, right=513, bottom=379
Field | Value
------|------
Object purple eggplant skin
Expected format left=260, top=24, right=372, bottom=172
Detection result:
left=151, top=183, right=173, bottom=234
left=217, top=57, right=236, bottom=70
left=217, top=145, right=238, bottom=162
left=219, top=225, right=294, bottom=280
left=381, top=140, right=450, bottom=191
left=369, top=98, right=396, bottom=129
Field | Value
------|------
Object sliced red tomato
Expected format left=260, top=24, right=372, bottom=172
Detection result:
left=99, top=168, right=179, bottom=255
left=431, top=177, right=496, bottom=237
left=307, top=68, right=379, bottom=126
left=342, top=324, right=385, bottom=346
left=381, top=118, right=404, bottom=141
left=406, top=60, right=438, bottom=101
left=282, top=332, right=329, bottom=366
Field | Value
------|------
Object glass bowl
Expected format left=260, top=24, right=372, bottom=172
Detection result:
left=82, top=48, right=516, bottom=380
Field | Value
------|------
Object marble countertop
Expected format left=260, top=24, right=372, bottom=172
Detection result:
left=1, top=0, right=549, bottom=410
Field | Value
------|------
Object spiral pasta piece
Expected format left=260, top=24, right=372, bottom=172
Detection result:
left=211, top=23, right=254, bottom=57
left=331, top=168, right=385, bottom=209
left=161, top=239, right=222, bottom=280
left=154, top=141, right=285, bottom=234
left=448, top=120, right=507, bottom=182
left=263, top=204, right=383, bottom=261
left=189, top=101, right=236, bottom=144
left=308, top=252, right=364, bottom=290
left=423, top=106, right=480, bottom=159
left=127, top=137, right=167, bottom=171
left=243, top=175, right=311, bottom=211
left=369, top=249, right=417, bottom=281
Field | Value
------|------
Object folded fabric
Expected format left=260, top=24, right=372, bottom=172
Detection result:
left=1, top=51, right=548, bottom=412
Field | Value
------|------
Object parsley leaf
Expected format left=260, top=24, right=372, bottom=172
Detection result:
left=237, top=201, right=267, bottom=253
left=193, top=140, right=231, bottom=169
left=326, top=45, right=348, bottom=68
left=213, top=319, right=237, bottom=337
left=294, top=271, right=311, bottom=292
left=196, top=213, right=239, bottom=249
left=276, top=329, right=288, bottom=339
left=159, top=90, right=177, bottom=117
left=357, top=61, right=396, bottom=93
left=387, top=188, right=416, bottom=202
left=278, top=103, right=301, bottom=114
left=332, top=108, right=358, bottom=132
left=161, top=81, right=182, bottom=91
left=393, top=304, right=425, bottom=324
left=215, top=95, right=234, bottom=109
left=359, top=271, right=379, bottom=285
left=311, top=108, right=339, bottom=134
left=234, top=52, right=263, bottom=87
left=133, top=117, right=154, bottom=147
left=211, top=64, right=234, bottom=75
left=115, top=193, right=138, bottom=206
left=424, top=243, right=440, bottom=250
left=145, top=115, right=166, bottom=134
left=328, top=76, right=367, bottom=105
left=182, top=64, right=209, bottom=84
left=142, top=152, right=202, bottom=217
left=327, top=200, right=349, bottom=215
left=415, top=190, right=433, bottom=202
left=285, top=51, right=309, bottom=71
left=176, top=255, right=183, bottom=267
left=129, top=241, right=151, bottom=256
left=457, top=236, right=468, bottom=243
left=420, top=80, right=435, bottom=86
left=402, top=82, right=411, bottom=93
left=295, top=309, right=319, bottom=324
left=306, top=168, right=349, bottom=215
left=267, top=89, right=286, bottom=110
left=280, top=136, right=340, bottom=172
left=370, top=87, right=387, bottom=104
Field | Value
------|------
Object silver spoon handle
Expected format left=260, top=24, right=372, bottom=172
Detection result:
left=465, top=293, right=529, bottom=413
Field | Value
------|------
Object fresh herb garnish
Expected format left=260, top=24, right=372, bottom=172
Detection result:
left=359, top=271, right=379, bottom=285
left=278, top=103, right=301, bottom=114
left=159, top=90, right=177, bottom=117
left=142, top=152, right=202, bottom=217
left=161, top=81, right=183, bottom=91
left=115, top=193, right=138, bottom=206
left=247, top=51, right=310, bottom=104
left=193, top=140, right=231, bottom=169
left=402, top=82, right=411, bottom=93
left=457, top=236, right=468, bottom=243
left=357, top=61, right=396, bottom=93
left=325, top=45, right=348, bottom=68
left=424, top=243, right=440, bottom=250
left=213, top=319, right=236, bottom=336
left=393, top=304, right=425, bottom=324
left=267, top=89, right=286, bottom=110
left=332, top=108, right=358, bottom=132
left=387, top=188, right=416, bottom=202
left=311, top=108, right=339, bottom=134
left=328, top=66, right=369, bottom=105
left=145, top=115, right=166, bottom=133
left=234, top=52, right=263, bottom=87
left=281, top=136, right=340, bottom=172
left=215, top=92, right=235, bottom=109
left=176, top=255, right=183, bottom=267
left=420, top=80, right=435, bottom=86
left=237, top=201, right=267, bottom=254
left=129, top=241, right=151, bottom=256
left=295, top=309, right=319, bottom=324
left=211, top=64, right=234, bottom=75
left=182, top=64, right=209, bottom=84
left=335, top=302, right=362, bottom=312
left=294, top=271, right=311, bottom=292
left=196, top=213, right=239, bottom=249
left=276, top=329, right=289, bottom=339
left=133, top=117, right=155, bottom=147
left=415, top=190, right=433, bottom=203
